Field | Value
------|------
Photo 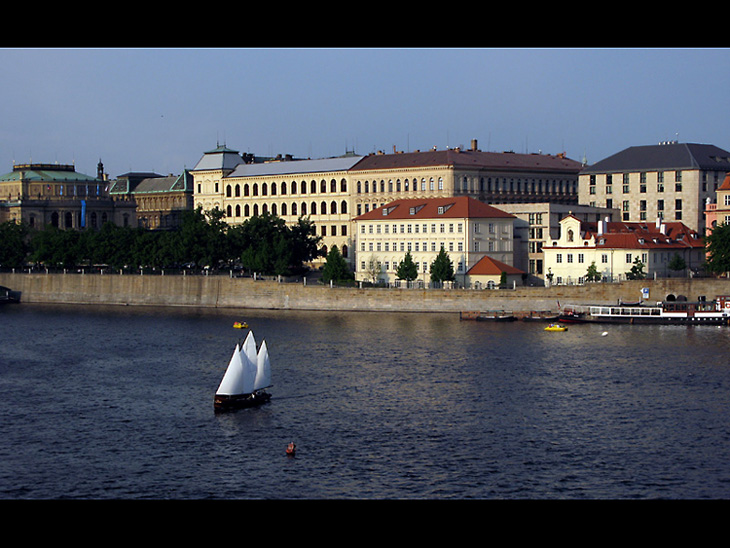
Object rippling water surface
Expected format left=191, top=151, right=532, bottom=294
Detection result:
left=2, top=303, right=730, bottom=499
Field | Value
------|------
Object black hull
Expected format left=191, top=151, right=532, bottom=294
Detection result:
left=0, top=287, right=21, bottom=304
left=214, top=392, right=271, bottom=412
left=476, top=315, right=517, bottom=322
left=560, top=314, right=730, bottom=326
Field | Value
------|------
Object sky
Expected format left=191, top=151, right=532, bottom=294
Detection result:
left=1, top=47, right=729, bottom=180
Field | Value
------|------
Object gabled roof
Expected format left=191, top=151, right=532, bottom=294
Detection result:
left=353, top=196, right=515, bottom=221
left=133, top=170, right=193, bottom=193
left=581, top=142, right=730, bottom=174
left=352, top=149, right=583, bottom=173
left=467, top=255, right=524, bottom=275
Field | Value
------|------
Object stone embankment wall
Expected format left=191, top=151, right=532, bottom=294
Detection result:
left=2, top=272, right=729, bottom=314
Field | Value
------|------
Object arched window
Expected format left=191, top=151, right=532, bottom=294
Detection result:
left=321, top=180, right=327, bottom=193
left=226, top=185, right=232, bottom=197
left=291, top=203, right=297, bottom=216
left=226, top=205, right=232, bottom=217
left=235, top=204, right=241, bottom=217
left=301, top=202, right=307, bottom=215
left=281, top=203, right=287, bottom=216
left=244, top=184, right=250, bottom=196
left=311, top=202, right=317, bottom=215
left=253, top=184, right=258, bottom=196
left=253, top=204, right=259, bottom=216
left=244, top=204, right=250, bottom=217
left=271, top=182, right=277, bottom=195
left=340, top=200, right=347, bottom=214
left=281, top=181, right=287, bottom=195
left=262, top=183, right=267, bottom=196
left=330, top=201, right=337, bottom=214
left=235, top=184, right=240, bottom=197
left=340, top=178, right=347, bottom=192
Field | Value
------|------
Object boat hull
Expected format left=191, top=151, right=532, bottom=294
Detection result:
left=214, top=391, right=271, bottom=412
left=572, top=315, right=730, bottom=326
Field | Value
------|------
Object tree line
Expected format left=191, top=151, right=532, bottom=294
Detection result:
left=0, top=207, right=323, bottom=276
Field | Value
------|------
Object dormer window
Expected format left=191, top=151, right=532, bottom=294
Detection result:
left=437, top=206, right=444, bottom=215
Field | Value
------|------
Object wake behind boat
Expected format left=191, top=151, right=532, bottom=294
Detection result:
left=214, top=331, right=272, bottom=412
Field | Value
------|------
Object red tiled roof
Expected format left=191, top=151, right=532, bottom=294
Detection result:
left=353, top=196, right=514, bottom=221
left=568, top=220, right=704, bottom=250
left=466, top=255, right=524, bottom=275
left=719, top=173, right=730, bottom=191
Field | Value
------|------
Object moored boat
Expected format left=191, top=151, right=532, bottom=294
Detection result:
left=0, top=286, right=21, bottom=304
left=559, top=296, right=730, bottom=326
left=475, top=310, right=517, bottom=322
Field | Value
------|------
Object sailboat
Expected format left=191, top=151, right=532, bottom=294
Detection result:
left=214, top=331, right=272, bottom=412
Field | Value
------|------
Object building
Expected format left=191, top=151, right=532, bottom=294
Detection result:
left=0, top=160, right=135, bottom=229
left=350, top=140, right=584, bottom=217
left=352, top=196, right=516, bottom=285
left=191, top=145, right=361, bottom=261
left=108, top=170, right=194, bottom=229
left=704, top=172, right=730, bottom=237
left=543, top=213, right=705, bottom=285
left=190, top=141, right=584, bottom=267
left=493, top=202, right=620, bottom=283
left=465, top=255, right=524, bottom=289
left=579, top=141, right=730, bottom=234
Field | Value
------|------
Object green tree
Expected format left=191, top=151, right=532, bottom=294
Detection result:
left=429, top=247, right=454, bottom=283
left=705, top=223, right=730, bottom=275
left=396, top=251, right=419, bottom=282
left=585, top=261, right=601, bottom=282
left=625, top=257, right=646, bottom=280
left=321, top=245, right=353, bottom=284
left=668, top=253, right=687, bottom=276
left=0, top=220, right=31, bottom=268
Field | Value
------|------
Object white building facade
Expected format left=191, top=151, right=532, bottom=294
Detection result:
left=353, top=196, right=516, bottom=285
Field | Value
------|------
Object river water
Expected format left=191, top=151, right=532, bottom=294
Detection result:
left=1, top=303, right=730, bottom=499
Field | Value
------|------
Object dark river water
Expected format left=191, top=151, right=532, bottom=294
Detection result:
left=2, top=303, right=730, bottom=499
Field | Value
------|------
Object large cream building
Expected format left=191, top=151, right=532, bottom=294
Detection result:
left=353, top=196, right=516, bottom=285
left=190, top=141, right=585, bottom=267
left=579, top=141, right=730, bottom=235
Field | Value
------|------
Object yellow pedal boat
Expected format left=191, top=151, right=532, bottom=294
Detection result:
left=544, top=324, right=567, bottom=332
left=233, top=321, right=249, bottom=329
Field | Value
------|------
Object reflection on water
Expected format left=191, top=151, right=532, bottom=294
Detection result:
left=1, top=304, right=730, bottom=499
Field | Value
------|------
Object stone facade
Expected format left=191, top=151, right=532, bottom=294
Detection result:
left=579, top=141, right=730, bottom=234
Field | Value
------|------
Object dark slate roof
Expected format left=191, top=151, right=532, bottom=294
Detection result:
left=351, top=149, right=584, bottom=174
left=133, top=171, right=193, bottom=193
left=581, top=142, right=730, bottom=174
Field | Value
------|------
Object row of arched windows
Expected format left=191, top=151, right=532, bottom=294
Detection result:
left=225, top=200, right=348, bottom=218
left=357, top=178, right=444, bottom=194
left=226, top=178, right=347, bottom=198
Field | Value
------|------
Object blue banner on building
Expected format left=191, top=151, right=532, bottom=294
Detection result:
left=81, top=200, right=86, bottom=228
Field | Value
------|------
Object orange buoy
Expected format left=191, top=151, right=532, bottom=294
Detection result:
left=286, top=442, right=296, bottom=456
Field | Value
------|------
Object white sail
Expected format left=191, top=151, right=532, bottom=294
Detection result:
left=216, top=344, right=246, bottom=395
left=239, top=342, right=257, bottom=395
left=242, top=331, right=258, bottom=366
left=254, top=340, right=272, bottom=390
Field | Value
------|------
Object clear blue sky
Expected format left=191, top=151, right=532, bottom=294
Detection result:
left=2, top=47, right=729, bottom=179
